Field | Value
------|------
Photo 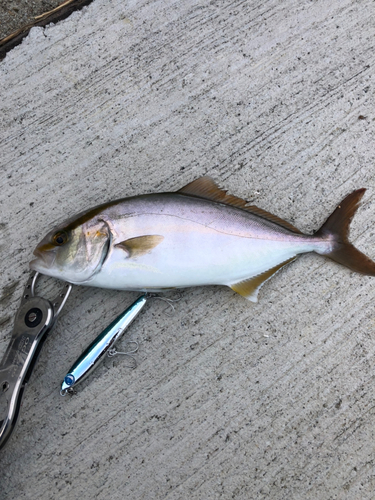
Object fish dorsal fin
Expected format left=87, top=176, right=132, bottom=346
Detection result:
left=229, top=257, right=296, bottom=302
left=115, top=235, right=164, bottom=258
left=178, top=177, right=302, bottom=234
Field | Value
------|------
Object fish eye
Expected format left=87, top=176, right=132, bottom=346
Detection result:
left=53, top=231, right=68, bottom=246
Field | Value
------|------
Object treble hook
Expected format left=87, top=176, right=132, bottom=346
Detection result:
left=108, top=340, right=139, bottom=357
left=107, top=340, right=139, bottom=368
left=146, top=292, right=182, bottom=316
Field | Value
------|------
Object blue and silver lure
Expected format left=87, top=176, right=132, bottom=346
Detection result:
left=60, top=295, right=148, bottom=395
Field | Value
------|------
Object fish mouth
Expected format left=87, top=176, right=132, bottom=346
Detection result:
left=29, top=249, right=56, bottom=270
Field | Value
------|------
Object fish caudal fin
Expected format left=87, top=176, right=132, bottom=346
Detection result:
left=316, top=188, right=375, bottom=276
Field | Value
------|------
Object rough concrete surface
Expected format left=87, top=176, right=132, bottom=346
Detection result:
left=0, top=0, right=375, bottom=498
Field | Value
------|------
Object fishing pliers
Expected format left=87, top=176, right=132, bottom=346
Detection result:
left=0, top=271, right=71, bottom=450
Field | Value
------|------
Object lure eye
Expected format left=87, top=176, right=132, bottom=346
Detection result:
left=53, top=231, right=68, bottom=246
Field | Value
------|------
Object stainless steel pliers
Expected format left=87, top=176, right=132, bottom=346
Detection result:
left=0, top=271, right=71, bottom=450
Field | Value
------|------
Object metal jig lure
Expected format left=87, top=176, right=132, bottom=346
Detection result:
left=60, top=294, right=148, bottom=395
left=60, top=292, right=181, bottom=396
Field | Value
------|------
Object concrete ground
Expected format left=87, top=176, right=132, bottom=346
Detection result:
left=1, top=0, right=375, bottom=498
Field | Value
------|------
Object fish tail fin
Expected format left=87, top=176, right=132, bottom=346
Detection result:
left=315, top=188, right=375, bottom=276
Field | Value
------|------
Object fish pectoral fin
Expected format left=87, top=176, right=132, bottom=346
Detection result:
left=115, top=235, right=164, bottom=258
left=229, top=257, right=296, bottom=302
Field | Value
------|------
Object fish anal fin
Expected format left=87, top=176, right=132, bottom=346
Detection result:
left=115, top=235, right=164, bottom=258
left=178, top=177, right=302, bottom=234
left=229, top=257, right=296, bottom=302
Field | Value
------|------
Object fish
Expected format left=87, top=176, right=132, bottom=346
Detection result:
left=29, top=177, right=375, bottom=302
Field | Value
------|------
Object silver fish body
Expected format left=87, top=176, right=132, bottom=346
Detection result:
left=30, top=177, right=375, bottom=302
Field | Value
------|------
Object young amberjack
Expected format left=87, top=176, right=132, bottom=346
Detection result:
left=29, top=177, right=375, bottom=302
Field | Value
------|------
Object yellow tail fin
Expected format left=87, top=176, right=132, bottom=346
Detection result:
left=316, top=189, right=375, bottom=276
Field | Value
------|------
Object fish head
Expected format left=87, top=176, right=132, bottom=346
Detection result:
left=29, top=215, right=111, bottom=284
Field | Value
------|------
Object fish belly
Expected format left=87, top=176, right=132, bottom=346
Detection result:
left=86, top=212, right=319, bottom=291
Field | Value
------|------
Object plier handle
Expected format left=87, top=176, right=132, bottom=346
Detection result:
left=0, top=271, right=71, bottom=450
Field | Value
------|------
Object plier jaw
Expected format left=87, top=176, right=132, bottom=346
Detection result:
left=0, top=271, right=71, bottom=450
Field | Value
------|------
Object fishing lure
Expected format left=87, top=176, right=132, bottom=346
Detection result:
left=60, top=294, right=147, bottom=395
